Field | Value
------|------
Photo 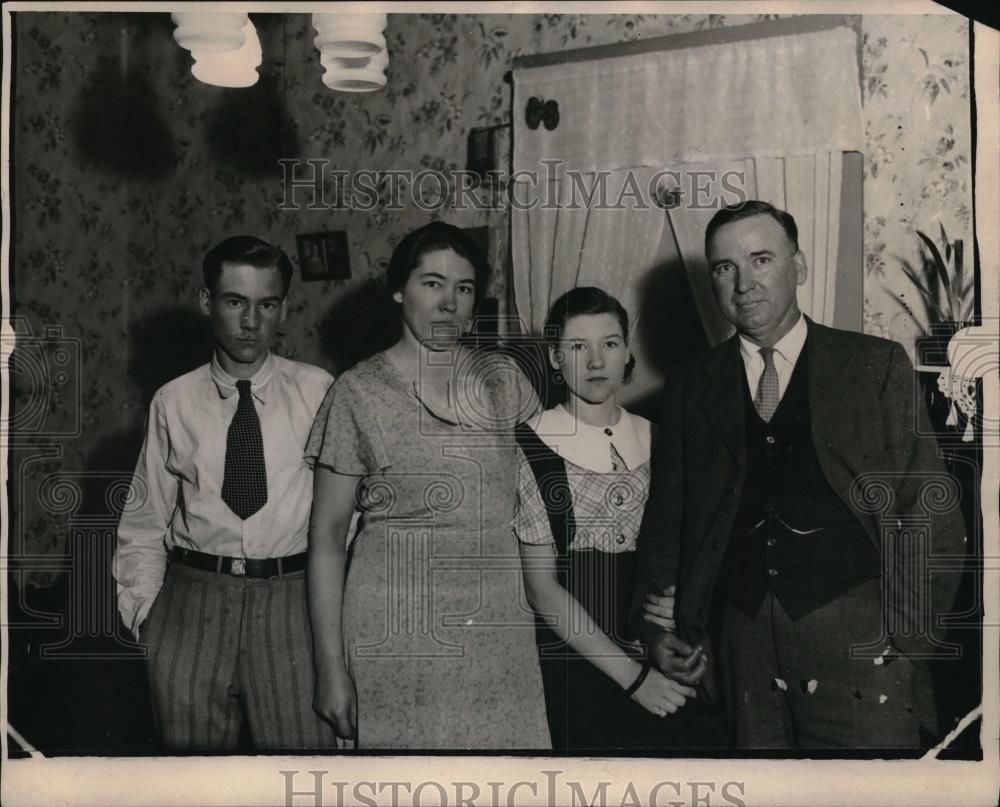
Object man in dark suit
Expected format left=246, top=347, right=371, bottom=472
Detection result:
left=632, top=201, right=966, bottom=749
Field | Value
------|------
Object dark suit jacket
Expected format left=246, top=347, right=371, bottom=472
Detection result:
left=631, top=319, right=966, bottom=668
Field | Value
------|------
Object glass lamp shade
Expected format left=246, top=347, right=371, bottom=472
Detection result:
left=171, top=12, right=248, bottom=53
left=313, top=13, right=388, bottom=58
left=190, top=20, right=262, bottom=88
left=320, top=49, right=388, bottom=92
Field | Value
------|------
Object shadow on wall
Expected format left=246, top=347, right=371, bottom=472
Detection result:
left=74, top=54, right=178, bottom=179
left=204, top=14, right=301, bottom=177
left=70, top=13, right=299, bottom=180
left=629, top=256, right=710, bottom=421
left=317, top=278, right=401, bottom=375
left=7, top=305, right=213, bottom=755
left=128, top=305, right=214, bottom=407
left=206, top=72, right=300, bottom=179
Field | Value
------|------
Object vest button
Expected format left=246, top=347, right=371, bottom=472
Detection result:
left=766, top=435, right=776, bottom=444
left=766, top=537, right=776, bottom=547
left=613, top=495, right=625, bottom=506
left=768, top=567, right=779, bottom=577
left=616, top=534, right=626, bottom=544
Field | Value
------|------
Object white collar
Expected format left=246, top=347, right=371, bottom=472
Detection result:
left=530, top=404, right=651, bottom=473
left=738, top=313, right=807, bottom=368
left=209, top=351, right=273, bottom=405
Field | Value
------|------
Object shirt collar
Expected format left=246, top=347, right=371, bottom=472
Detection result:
left=738, top=313, right=807, bottom=368
left=209, top=351, right=274, bottom=405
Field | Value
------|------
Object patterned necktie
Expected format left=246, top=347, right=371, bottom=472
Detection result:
left=754, top=347, right=780, bottom=422
left=221, top=379, right=268, bottom=520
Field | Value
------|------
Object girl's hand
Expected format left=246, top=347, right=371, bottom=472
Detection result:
left=629, top=664, right=697, bottom=717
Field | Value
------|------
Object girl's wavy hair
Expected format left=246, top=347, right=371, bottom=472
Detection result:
left=544, top=286, right=636, bottom=383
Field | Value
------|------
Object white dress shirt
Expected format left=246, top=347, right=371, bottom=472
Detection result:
left=114, top=351, right=333, bottom=635
left=738, top=314, right=808, bottom=404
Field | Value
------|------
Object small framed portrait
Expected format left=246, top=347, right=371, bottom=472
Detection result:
left=296, top=231, right=351, bottom=281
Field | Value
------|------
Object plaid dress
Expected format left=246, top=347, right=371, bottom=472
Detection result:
left=515, top=407, right=727, bottom=751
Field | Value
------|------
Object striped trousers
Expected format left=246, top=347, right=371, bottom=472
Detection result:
left=142, top=562, right=338, bottom=751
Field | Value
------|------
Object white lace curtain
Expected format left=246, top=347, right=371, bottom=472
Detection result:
left=511, top=26, right=863, bottom=343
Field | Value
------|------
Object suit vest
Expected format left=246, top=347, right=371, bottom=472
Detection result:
left=717, top=342, right=881, bottom=619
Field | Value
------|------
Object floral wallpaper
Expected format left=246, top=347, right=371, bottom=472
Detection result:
left=860, top=14, right=974, bottom=349
left=9, top=11, right=975, bottom=574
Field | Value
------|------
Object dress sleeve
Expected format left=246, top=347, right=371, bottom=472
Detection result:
left=305, top=372, right=389, bottom=475
left=488, top=352, right=542, bottom=426
left=513, top=445, right=555, bottom=546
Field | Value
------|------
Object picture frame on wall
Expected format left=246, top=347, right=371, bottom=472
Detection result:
left=296, top=231, right=351, bottom=281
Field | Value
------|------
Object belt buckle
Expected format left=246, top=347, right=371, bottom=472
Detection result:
left=231, top=558, right=246, bottom=577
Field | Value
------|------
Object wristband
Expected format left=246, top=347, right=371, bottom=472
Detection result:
left=625, top=662, right=651, bottom=697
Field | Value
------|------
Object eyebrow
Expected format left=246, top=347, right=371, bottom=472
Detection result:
left=218, top=292, right=283, bottom=302
left=418, top=271, right=475, bottom=284
left=710, top=249, right=775, bottom=269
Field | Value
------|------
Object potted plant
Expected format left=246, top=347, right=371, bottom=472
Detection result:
left=889, top=226, right=977, bottom=445
left=889, top=225, right=974, bottom=367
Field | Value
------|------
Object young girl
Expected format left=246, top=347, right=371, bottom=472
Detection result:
left=516, top=287, right=722, bottom=752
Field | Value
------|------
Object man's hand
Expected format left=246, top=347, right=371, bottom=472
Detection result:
left=647, top=630, right=708, bottom=686
left=643, top=584, right=676, bottom=632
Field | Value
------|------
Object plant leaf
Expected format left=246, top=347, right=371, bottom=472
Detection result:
left=885, top=290, right=929, bottom=335
left=898, top=261, right=938, bottom=307
left=952, top=239, right=964, bottom=319
left=917, top=230, right=952, bottom=307
left=961, top=298, right=974, bottom=323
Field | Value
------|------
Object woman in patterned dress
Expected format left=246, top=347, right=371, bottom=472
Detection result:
left=516, top=287, right=724, bottom=752
left=306, top=222, right=550, bottom=750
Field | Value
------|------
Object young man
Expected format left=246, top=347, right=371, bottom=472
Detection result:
left=633, top=201, right=966, bottom=749
left=115, top=236, right=336, bottom=751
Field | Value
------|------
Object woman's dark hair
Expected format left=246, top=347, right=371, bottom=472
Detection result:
left=203, top=235, right=294, bottom=296
left=544, top=286, right=636, bottom=383
left=385, top=221, right=491, bottom=303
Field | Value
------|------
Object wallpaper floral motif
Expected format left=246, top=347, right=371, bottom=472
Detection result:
left=10, top=12, right=974, bottom=574
left=860, top=14, right=973, bottom=347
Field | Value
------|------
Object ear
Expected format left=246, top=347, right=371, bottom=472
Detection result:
left=548, top=344, right=563, bottom=372
left=198, top=286, right=212, bottom=316
left=392, top=290, right=403, bottom=305
left=793, top=250, right=809, bottom=286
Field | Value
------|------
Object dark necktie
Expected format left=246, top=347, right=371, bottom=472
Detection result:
left=754, top=347, right=780, bottom=422
left=221, top=379, right=267, bottom=520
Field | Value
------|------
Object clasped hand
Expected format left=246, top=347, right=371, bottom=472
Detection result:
left=643, top=585, right=709, bottom=686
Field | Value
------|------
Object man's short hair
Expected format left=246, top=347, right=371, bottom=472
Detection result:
left=705, top=200, right=799, bottom=252
left=202, top=236, right=294, bottom=297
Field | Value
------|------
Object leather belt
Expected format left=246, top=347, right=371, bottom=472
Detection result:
left=169, top=547, right=307, bottom=578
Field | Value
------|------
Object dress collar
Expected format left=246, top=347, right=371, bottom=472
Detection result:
left=531, top=404, right=650, bottom=473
